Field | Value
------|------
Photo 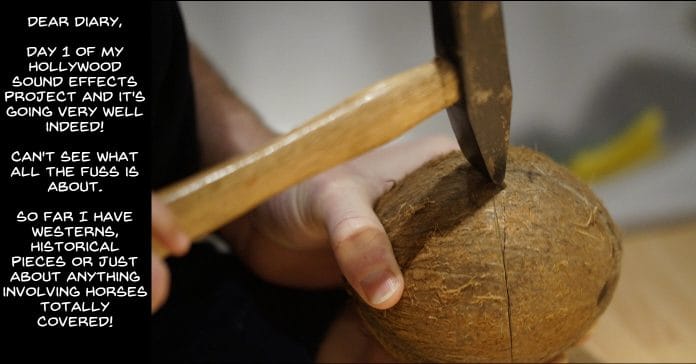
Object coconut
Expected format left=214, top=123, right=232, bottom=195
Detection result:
left=354, top=146, right=621, bottom=363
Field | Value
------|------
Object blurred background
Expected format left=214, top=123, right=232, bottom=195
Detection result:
left=181, top=2, right=695, bottom=362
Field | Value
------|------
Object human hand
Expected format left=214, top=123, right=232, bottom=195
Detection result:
left=316, top=304, right=397, bottom=363
left=151, top=194, right=191, bottom=312
left=223, top=135, right=459, bottom=309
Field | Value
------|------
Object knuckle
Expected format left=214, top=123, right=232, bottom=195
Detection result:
left=331, top=215, right=376, bottom=249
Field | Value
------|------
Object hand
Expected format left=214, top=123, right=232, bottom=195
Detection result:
left=222, top=135, right=459, bottom=309
left=151, top=194, right=191, bottom=312
left=316, top=305, right=397, bottom=363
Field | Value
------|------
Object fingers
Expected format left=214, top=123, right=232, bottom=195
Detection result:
left=224, top=218, right=344, bottom=289
left=315, top=179, right=404, bottom=309
left=151, top=194, right=190, bottom=313
left=352, top=135, right=459, bottom=186
left=152, top=195, right=190, bottom=256
left=307, top=136, right=457, bottom=309
left=316, top=305, right=372, bottom=363
left=151, top=254, right=170, bottom=313
left=317, top=305, right=398, bottom=363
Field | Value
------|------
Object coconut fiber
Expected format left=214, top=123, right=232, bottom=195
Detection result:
left=354, top=146, right=622, bottom=363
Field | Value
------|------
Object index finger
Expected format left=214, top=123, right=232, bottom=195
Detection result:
left=152, top=194, right=190, bottom=256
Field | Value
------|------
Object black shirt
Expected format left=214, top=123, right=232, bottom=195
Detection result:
left=151, top=2, right=200, bottom=189
left=150, top=4, right=346, bottom=362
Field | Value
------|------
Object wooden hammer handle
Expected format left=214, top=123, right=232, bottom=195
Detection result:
left=153, top=58, right=459, bottom=257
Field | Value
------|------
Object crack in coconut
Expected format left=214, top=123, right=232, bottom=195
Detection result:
left=353, top=147, right=622, bottom=363
left=493, top=199, right=514, bottom=362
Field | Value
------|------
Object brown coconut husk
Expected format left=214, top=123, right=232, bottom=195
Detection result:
left=354, top=146, right=622, bottom=363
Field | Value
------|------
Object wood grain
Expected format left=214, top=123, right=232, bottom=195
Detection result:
left=153, top=58, right=460, bottom=256
left=569, top=219, right=696, bottom=362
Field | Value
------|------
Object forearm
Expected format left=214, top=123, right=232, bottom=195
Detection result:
left=189, top=42, right=276, bottom=166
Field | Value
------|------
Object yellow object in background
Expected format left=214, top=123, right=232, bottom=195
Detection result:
left=569, top=106, right=664, bottom=183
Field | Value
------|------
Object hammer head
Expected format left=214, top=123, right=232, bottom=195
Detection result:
left=432, top=1, right=512, bottom=185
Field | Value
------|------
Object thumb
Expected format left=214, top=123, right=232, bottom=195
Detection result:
left=315, top=180, right=403, bottom=310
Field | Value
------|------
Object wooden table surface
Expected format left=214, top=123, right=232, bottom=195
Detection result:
left=568, top=219, right=696, bottom=363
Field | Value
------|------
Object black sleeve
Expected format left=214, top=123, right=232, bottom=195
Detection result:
left=150, top=2, right=200, bottom=189
left=150, top=4, right=347, bottom=363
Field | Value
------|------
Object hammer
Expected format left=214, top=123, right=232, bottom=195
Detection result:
left=154, top=2, right=511, bottom=256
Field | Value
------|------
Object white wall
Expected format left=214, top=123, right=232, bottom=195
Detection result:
left=180, top=1, right=696, bottom=227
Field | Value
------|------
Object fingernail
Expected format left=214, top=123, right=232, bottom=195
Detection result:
left=360, top=270, right=400, bottom=305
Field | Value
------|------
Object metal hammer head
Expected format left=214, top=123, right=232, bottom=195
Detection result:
left=431, top=1, right=512, bottom=185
